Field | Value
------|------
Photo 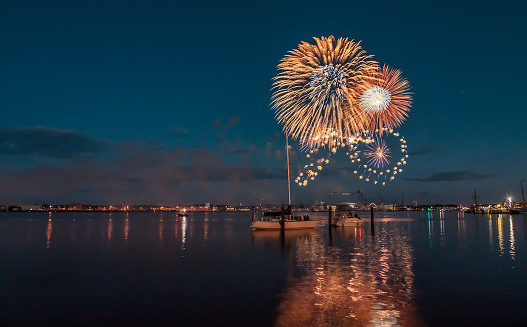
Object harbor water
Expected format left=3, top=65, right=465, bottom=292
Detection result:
left=0, top=210, right=525, bottom=326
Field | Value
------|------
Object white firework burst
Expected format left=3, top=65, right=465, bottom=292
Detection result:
left=360, top=86, right=391, bottom=114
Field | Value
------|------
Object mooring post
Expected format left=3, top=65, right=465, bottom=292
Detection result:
left=328, top=205, right=333, bottom=244
left=280, top=205, right=285, bottom=232
left=252, top=212, right=255, bottom=223
left=370, top=206, right=375, bottom=236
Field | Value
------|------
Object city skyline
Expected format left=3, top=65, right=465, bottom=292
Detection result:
left=1, top=0, right=526, bottom=206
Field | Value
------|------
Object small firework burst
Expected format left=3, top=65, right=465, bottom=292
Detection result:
left=272, top=36, right=380, bottom=145
left=348, top=128, right=408, bottom=186
left=359, top=65, right=412, bottom=133
left=365, top=136, right=391, bottom=168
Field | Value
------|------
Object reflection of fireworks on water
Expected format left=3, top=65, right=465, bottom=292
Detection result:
left=272, top=36, right=379, bottom=146
left=274, top=224, right=417, bottom=326
left=359, top=65, right=412, bottom=134
left=348, top=128, right=408, bottom=185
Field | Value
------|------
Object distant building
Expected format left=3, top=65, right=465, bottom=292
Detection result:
left=336, top=202, right=358, bottom=211
left=20, top=204, right=42, bottom=211
left=191, top=204, right=210, bottom=211
left=412, top=201, right=418, bottom=208
left=69, top=203, right=87, bottom=211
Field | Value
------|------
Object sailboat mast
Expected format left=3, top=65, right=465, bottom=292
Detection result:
left=286, top=135, right=291, bottom=206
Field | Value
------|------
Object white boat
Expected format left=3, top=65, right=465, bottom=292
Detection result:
left=178, top=208, right=189, bottom=217
left=251, top=136, right=319, bottom=231
left=251, top=218, right=319, bottom=230
left=332, top=213, right=364, bottom=227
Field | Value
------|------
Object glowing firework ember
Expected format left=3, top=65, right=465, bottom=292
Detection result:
left=295, top=148, right=334, bottom=187
left=360, top=65, right=412, bottom=133
left=272, top=36, right=380, bottom=146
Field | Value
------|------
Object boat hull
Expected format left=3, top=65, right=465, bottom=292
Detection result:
left=332, top=215, right=364, bottom=227
left=251, top=220, right=319, bottom=230
left=332, top=219, right=364, bottom=227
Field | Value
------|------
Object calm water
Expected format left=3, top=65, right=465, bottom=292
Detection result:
left=1, top=210, right=526, bottom=326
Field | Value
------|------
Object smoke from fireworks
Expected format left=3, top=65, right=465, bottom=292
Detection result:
left=271, top=36, right=380, bottom=148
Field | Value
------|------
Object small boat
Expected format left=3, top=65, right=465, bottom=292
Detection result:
left=332, top=213, right=364, bottom=227
left=178, top=209, right=189, bottom=217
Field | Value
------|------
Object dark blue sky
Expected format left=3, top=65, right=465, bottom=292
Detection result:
left=1, top=0, right=526, bottom=205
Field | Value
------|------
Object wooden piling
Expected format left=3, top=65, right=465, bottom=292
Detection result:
left=370, top=206, right=375, bottom=235
left=280, top=205, right=285, bottom=232
left=328, top=205, right=333, bottom=243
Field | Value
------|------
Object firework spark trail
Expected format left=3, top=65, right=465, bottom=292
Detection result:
left=272, top=36, right=380, bottom=148
left=359, top=65, right=412, bottom=134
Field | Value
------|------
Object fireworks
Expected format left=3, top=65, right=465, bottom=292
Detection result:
left=360, top=65, right=412, bottom=133
left=271, top=36, right=380, bottom=146
left=272, top=36, right=413, bottom=187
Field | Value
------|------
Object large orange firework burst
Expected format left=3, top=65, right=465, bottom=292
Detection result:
left=359, top=65, right=412, bottom=133
left=271, top=36, right=380, bottom=148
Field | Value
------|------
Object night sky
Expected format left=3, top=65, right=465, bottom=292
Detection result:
left=1, top=0, right=526, bottom=206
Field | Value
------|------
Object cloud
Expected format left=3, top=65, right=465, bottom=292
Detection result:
left=224, top=149, right=251, bottom=155
left=0, top=127, right=111, bottom=158
left=404, top=170, right=493, bottom=182
left=0, top=141, right=287, bottom=204
left=166, top=126, right=189, bottom=138
left=225, top=116, right=240, bottom=130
